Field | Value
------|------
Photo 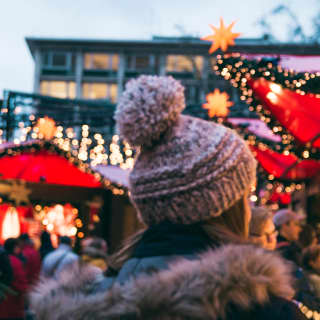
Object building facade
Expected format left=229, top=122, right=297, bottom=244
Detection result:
left=26, top=36, right=276, bottom=105
left=26, top=36, right=320, bottom=107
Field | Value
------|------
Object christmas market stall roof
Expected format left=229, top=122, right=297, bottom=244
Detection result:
left=247, top=78, right=320, bottom=149
left=94, top=165, right=130, bottom=189
left=0, top=140, right=125, bottom=191
left=251, top=145, right=320, bottom=181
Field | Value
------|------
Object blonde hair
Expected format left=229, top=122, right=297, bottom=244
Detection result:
left=250, top=207, right=273, bottom=236
left=108, top=197, right=248, bottom=271
left=202, top=197, right=249, bottom=245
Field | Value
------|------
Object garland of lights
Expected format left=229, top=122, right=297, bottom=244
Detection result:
left=214, top=53, right=320, bottom=160
left=0, top=140, right=127, bottom=196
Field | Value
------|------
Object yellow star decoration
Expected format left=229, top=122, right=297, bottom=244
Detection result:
left=8, top=180, right=32, bottom=205
left=201, top=18, right=241, bottom=53
left=35, top=116, right=57, bottom=140
left=203, top=89, right=234, bottom=118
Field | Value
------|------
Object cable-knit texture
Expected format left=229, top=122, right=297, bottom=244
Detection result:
left=116, top=75, right=257, bottom=225
left=130, top=115, right=256, bottom=225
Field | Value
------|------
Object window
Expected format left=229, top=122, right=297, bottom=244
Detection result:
left=84, top=53, right=119, bottom=70
left=40, top=81, right=76, bottom=99
left=82, top=83, right=117, bottom=102
left=111, top=55, right=119, bottom=70
left=42, top=52, right=73, bottom=70
left=52, top=53, right=67, bottom=67
left=126, top=55, right=150, bottom=70
left=184, top=85, right=201, bottom=104
left=166, top=55, right=203, bottom=73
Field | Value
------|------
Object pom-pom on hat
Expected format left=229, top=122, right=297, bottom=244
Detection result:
left=115, top=75, right=256, bottom=226
left=115, top=75, right=185, bottom=148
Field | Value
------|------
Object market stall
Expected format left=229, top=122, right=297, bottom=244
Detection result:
left=0, top=140, right=131, bottom=250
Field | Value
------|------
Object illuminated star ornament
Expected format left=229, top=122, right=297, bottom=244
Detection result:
left=35, top=117, right=57, bottom=140
left=203, top=89, right=234, bottom=118
left=8, top=181, right=32, bottom=205
left=202, top=18, right=241, bottom=53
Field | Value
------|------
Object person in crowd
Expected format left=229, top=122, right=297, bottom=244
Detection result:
left=274, top=209, right=303, bottom=265
left=41, top=236, right=78, bottom=279
left=274, top=210, right=320, bottom=311
left=19, top=233, right=41, bottom=287
left=0, top=245, right=13, bottom=302
left=31, top=76, right=307, bottom=319
left=250, top=206, right=277, bottom=250
left=303, top=245, right=320, bottom=299
left=0, top=245, right=13, bottom=286
left=299, top=225, right=318, bottom=250
left=80, top=230, right=97, bottom=250
left=39, top=231, right=54, bottom=261
left=80, top=237, right=108, bottom=271
left=0, top=238, right=28, bottom=320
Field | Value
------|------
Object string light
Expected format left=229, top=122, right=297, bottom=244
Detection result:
left=214, top=54, right=320, bottom=160
left=0, top=122, right=131, bottom=195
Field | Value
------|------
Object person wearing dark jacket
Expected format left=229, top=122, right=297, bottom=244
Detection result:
left=0, top=238, right=28, bottom=320
left=0, top=245, right=13, bottom=302
left=0, top=246, right=13, bottom=286
left=274, top=209, right=303, bottom=265
left=303, top=245, right=320, bottom=299
left=30, top=75, right=307, bottom=319
left=39, top=231, right=54, bottom=261
left=273, top=209, right=320, bottom=312
left=299, top=225, right=318, bottom=250
left=19, top=233, right=41, bottom=287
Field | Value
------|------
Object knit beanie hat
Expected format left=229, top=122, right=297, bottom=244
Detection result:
left=115, top=75, right=256, bottom=226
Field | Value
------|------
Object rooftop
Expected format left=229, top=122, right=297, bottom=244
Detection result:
left=25, top=36, right=320, bottom=58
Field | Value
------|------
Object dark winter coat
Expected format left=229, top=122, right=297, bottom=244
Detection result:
left=277, top=235, right=302, bottom=266
left=22, top=243, right=41, bottom=286
left=101, top=222, right=212, bottom=288
left=277, top=235, right=320, bottom=312
left=0, top=254, right=28, bottom=319
left=0, top=246, right=13, bottom=287
left=30, top=223, right=307, bottom=320
left=306, top=271, right=320, bottom=299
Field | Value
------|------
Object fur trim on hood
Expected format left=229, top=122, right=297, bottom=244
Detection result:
left=30, top=245, right=295, bottom=320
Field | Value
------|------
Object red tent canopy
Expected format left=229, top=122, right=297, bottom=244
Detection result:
left=251, top=145, right=320, bottom=180
left=248, top=78, right=320, bottom=148
left=0, top=149, right=101, bottom=188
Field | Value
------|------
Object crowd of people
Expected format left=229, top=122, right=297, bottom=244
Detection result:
left=1, top=75, right=319, bottom=319
left=0, top=232, right=108, bottom=320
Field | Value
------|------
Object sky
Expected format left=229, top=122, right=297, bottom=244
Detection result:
left=0, top=0, right=317, bottom=98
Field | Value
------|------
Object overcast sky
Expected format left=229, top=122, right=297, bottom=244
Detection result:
left=0, top=0, right=317, bottom=98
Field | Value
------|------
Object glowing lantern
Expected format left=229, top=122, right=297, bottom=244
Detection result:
left=2, top=207, right=20, bottom=240
left=201, top=18, right=241, bottom=53
left=45, top=204, right=78, bottom=237
left=35, top=117, right=57, bottom=140
left=203, top=89, right=234, bottom=118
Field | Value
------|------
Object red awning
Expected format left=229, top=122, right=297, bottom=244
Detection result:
left=251, top=145, right=320, bottom=180
left=0, top=150, right=101, bottom=188
left=248, top=78, right=320, bottom=148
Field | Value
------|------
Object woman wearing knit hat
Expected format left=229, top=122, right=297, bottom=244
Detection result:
left=30, top=76, right=307, bottom=320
